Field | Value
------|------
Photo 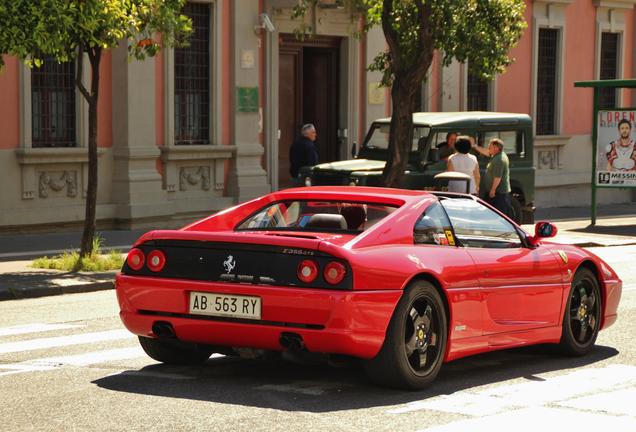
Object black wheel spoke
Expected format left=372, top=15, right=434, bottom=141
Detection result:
left=405, top=332, right=417, bottom=355
left=578, top=322, right=588, bottom=342
left=586, top=292, right=596, bottom=309
left=418, top=350, right=428, bottom=368
left=429, top=331, right=437, bottom=347
left=409, top=307, right=420, bottom=324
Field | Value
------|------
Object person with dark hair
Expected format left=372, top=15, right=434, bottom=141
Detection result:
left=482, top=138, right=514, bottom=218
left=289, top=123, right=319, bottom=185
left=447, top=136, right=480, bottom=194
left=340, top=204, right=367, bottom=230
left=437, top=131, right=458, bottom=161
left=606, top=118, right=636, bottom=171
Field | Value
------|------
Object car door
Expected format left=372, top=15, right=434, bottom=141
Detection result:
left=440, top=197, right=564, bottom=335
left=413, top=201, right=482, bottom=341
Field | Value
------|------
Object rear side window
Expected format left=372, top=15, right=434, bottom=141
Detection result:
left=440, top=198, right=521, bottom=248
left=479, top=130, right=523, bottom=156
left=414, top=202, right=455, bottom=246
left=365, top=124, right=430, bottom=151
left=237, top=200, right=397, bottom=233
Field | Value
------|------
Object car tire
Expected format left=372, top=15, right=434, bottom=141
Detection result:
left=558, top=268, right=602, bottom=356
left=363, top=280, right=447, bottom=390
left=138, top=336, right=213, bottom=365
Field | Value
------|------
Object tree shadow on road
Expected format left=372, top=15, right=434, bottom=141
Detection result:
left=92, top=344, right=619, bottom=412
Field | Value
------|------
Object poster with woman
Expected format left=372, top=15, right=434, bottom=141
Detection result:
left=596, top=110, right=636, bottom=186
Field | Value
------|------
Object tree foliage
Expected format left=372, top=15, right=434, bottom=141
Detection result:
left=293, top=0, right=527, bottom=187
left=0, top=0, right=191, bottom=257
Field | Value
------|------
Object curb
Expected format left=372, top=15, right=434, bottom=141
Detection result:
left=0, top=279, right=115, bottom=301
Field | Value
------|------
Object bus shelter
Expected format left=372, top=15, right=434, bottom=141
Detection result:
left=574, top=79, right=636, bottom=225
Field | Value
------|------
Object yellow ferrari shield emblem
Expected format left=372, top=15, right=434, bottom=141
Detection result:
left=557, top=250, right=568, bottom=264
left=444, top=229, right=456, bottom=246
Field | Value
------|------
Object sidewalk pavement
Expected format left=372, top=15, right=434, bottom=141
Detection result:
left=0, top=203, right=635, bottom=301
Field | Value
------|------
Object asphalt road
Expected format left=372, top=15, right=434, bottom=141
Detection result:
left=0, top=246, right=635, bottom=432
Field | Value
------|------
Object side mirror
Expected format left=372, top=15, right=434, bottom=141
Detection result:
left=427, top=147, right=439, bottom=163
left=351, top=142, right=358, bottom=158
left=528, top=221, right=558, bottom=247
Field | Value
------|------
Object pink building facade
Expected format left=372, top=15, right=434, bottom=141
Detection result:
left=0, top=0, right=634, bottom=232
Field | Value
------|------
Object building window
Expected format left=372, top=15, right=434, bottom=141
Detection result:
left=536, top=28, right=558, bottom=136
left=467, top=71, right=489, bottom=111
left=31, top=57, right=76, bottom=148
left=175, top=2, right=210, bottom=145
left=599, top=32, right=619, bottom=109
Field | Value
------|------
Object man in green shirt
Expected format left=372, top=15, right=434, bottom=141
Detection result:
left=473, top=138, right=514, bottom=219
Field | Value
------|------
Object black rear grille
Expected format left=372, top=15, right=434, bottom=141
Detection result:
left=139, top=310, right=325, bottom=329
left=123, top=240, right=352, bottom=290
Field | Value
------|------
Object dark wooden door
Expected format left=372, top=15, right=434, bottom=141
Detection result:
left=279, top=47, right=302, bottom=188
left=278, top=35, right=340, bottom=188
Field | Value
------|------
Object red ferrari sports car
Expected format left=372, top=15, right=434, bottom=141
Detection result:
left=116, top=187, right=622, bottom=389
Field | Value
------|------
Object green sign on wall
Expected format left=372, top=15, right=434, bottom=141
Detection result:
left=236, top=87, right=259, bottom=113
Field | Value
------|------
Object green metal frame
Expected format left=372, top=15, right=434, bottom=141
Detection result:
left=574, top=79, right=636, bottom=225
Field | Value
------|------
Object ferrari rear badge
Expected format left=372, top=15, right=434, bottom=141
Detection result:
left=557, top=250, right=568, bottom=264
left=223, top=255, right=236, bottom=274
left=444, top=229, right=456, bottom=246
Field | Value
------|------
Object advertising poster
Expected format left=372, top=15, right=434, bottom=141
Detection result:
left=596, top=110, right=636, bottom=187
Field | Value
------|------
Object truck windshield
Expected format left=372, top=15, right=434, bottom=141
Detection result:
left=364, top=124, right=430, bottom=151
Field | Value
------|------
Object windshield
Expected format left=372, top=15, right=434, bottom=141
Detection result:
left=364, top=124, right=430, bottom=151
left=237, top=200, right=398, bottom=233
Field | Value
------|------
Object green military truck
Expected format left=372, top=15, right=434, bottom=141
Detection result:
left=302, top=112, right=535, bottom=223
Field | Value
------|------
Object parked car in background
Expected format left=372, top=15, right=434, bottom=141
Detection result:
left=302, top=112, right=536, bottom=223
left=116, top=186, right=621, bottom=390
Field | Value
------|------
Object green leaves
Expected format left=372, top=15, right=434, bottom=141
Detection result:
left=0, top=0, right=192, bottom=70
left=290, top=0, right=526, bottom=85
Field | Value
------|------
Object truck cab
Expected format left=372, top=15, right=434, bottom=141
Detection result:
left=302, top=112, right=535, bottom=223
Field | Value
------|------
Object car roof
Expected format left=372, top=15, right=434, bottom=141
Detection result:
left=271, top=186, right=433, bottom=206
left=373, top=111, right=532, bottom=128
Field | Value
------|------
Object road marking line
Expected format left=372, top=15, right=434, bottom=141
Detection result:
left=417, top=407, right=636, bottom=432
left=0, top=323, right=84, bottom=337
left=557, top=387, right=636, bottom=417
left=0, top=329, right=133, bottom=354
left=388, top=365, right=636, bottom=417
left=0, top=347, right=146, bottom=377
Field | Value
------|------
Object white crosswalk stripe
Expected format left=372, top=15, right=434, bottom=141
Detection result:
left=0, top=323, right=84, bottom=337
left=0, top=347, right=146, bottom=377
left=0, top=329, right=133, bottom=354
left=0, top=322, right=225, bottom=380
left=385, top=365, right=636, bottom=432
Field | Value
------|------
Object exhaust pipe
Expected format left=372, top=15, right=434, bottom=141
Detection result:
left=279, top=332, right=304, bottom=350
left=152, top=321, right=176, bottom=338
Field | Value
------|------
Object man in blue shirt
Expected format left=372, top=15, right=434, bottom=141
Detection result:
left=289, top=123, right=319, bottom=185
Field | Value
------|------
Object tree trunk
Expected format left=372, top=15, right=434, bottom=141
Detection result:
left=79, top=48, right=102, bottom=258
left=382, top=76, right=417, bottom=187
left=379, top=0, right=434, bottom=188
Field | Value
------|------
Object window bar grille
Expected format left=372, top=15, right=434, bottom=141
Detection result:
left=31, top=56, right=76, bottom=148
left=599, top=32, right=619, bottom=109
left=536, top=28, right=558, bottom=136
left=175, top=2, right=210, bottom=145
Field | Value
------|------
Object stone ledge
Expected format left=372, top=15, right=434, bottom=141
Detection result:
left=534, top=135, right=572, bottom=147
left=15, top=148, right=107, bottom=165
left=159, top=145, right=236, bottom=162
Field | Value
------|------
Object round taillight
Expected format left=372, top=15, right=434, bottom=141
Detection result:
left=324, top=261, right=346, bottom=285
left=147, top=250, right=166, bottom=272
left=127, top=248, right=145, bottom=271
left=297, top=259, right=318, bottom=283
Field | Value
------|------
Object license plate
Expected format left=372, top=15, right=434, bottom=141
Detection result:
left=189, top=291, right=261, bottom=320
